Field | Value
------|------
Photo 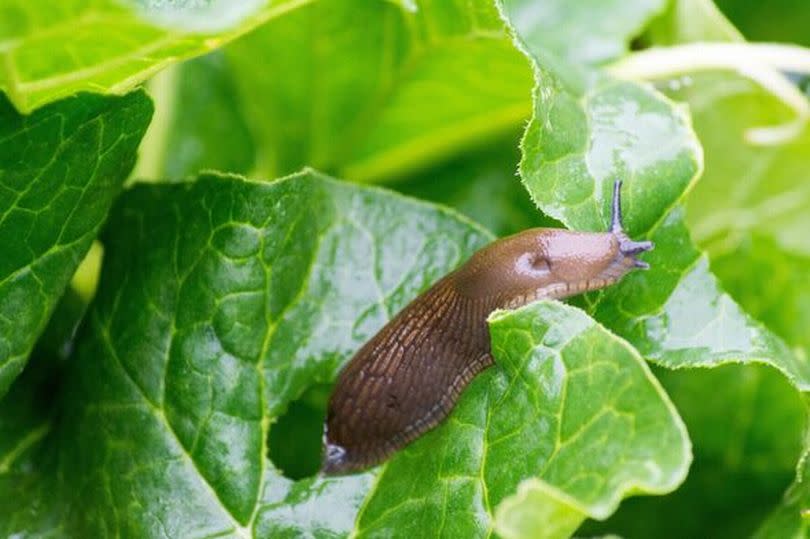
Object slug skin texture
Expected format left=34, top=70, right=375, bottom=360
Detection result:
left=323, top=180, right=652, bottom=474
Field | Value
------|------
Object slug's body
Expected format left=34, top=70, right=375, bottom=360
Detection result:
left=323, top=181, right=652, bottom=474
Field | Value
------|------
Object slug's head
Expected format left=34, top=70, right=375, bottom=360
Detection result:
left=544, top=179, right=653, bottom=287
left=455, top=179, right=653, bottom=303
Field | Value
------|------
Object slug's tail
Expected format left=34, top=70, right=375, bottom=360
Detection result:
left=321, top=439, right=350, bottom=475
left=610, top=179, right=653, bottom=268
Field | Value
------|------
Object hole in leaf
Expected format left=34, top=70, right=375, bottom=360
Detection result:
left=268, top=383, right=331, bottom=480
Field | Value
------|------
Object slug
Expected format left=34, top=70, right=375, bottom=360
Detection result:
left=322, top=180, right=652, bottom=474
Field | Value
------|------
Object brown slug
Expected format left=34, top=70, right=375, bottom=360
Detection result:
left=322, top=180, right=652, bottom=474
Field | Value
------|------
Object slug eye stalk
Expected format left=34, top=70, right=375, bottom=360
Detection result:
left=610, top=179, right=653, bottom=267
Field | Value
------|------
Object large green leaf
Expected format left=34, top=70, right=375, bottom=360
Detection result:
left=135, top=52, right=541, bottom=239
left=502, top=0, right=806, bottom=385
left=354, top=301, right=689, bottom=539
left=676, top=73, right=810, bottom=258
left=501, top=3, right=810, bottom=537
left=4, top=1, right=806, bottom=537
left=135, top=53, right=544, bottom=236
left=591, top=211, right=808, bottom=385
left=584, top=67, right=810, bottom=538
left=502, top=0, right=700, bottom=234
left=0, top=0, right=308, bottom=113
left=591, top=229, right=803, bottom=537
left=593, top=242, right=810, bottom=537
left=223, top=0, right=534, bottom=182
left=0, top=90, right=152, bottom=397
left=132, top=1, right=537, bottom=196
left=583, top=363, right=805, bottom=539
left=0, top=169, right=695, bottom=537
left=0, top=170, right=492, bottom=536
left=662, top=68, right=810, bottom=539
left=607, top=20, right=810, bottom=526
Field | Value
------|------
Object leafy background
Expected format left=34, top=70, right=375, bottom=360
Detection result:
left=0, top=0, right=809, bottom=537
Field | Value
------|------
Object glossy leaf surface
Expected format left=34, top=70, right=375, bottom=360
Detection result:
left=0, top=0, right=307, bottom=112
left=0, top=91, right=152, bottom=396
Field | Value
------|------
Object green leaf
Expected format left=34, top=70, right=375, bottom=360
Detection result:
left=353, top=301, right=690, bottom=538
left=708, top=214, right=810, bottom=539
left=136, top=53, right=539, bottom=238
left=494, top=480, right=586, bottom=539
left=712, top=235, right=810, bottom=357
left=599, top=4, right=810, bottom=530
left=0, top=0, right=308, bottom=113
left=223, top=0, right=534, bottom=182
left=756, top=417, right=810, bottom=539
left=644, top=0, right=743, bottom=45
left=666, top=69, right=810, bottom=537
left=0, top=283, right=87, bottom=472
left=502, top=0, right=702, bottom=234
left=592, top=211, right=809, bottom=386
left=501, top=5, right=810, bottom=537
left=519, top=73, right=700, bottom=235
left=505, top=0, right=666, bottom=66
left=584, top=364, right=805, bottom=538
left=715, top=0, right=810, bottom=46
left=0, top=90, right=152, bottom=397
left=0, top=355, right=58, bottom=477
left=5, top=2, right=805, bottom=536
left=677, top=73, right=810, bottom=258
left=134, top=52, right=257, bottom=181
left=502, top=0, right=805, bottom=383
left=0, top=170, right=493, bottom=535
left=396, top=129, right=559, bottom=237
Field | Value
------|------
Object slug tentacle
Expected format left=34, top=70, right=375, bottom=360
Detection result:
left=323, top=179, right=653, bottom=474
left=610, top=178, right=626, bottom=234
left=610, top=178, right=653, bottom=261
